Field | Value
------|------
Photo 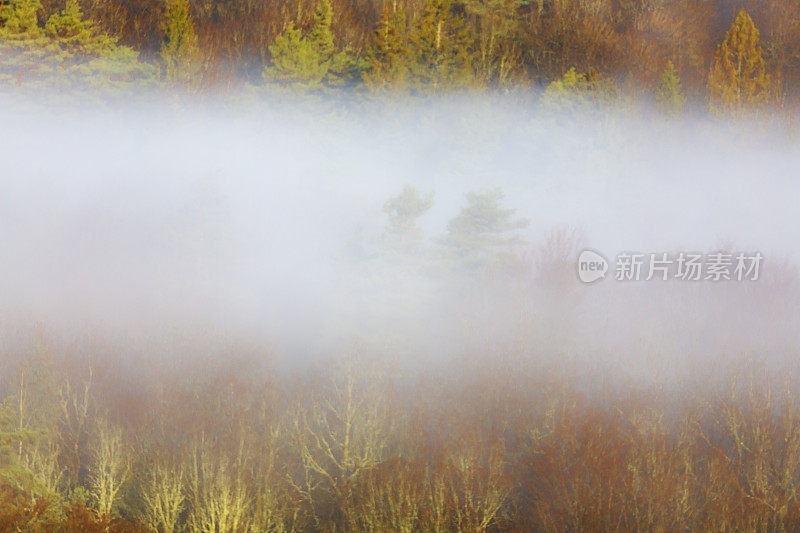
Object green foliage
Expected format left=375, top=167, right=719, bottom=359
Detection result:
left=0, top=0, right=156, bottom=92
left=45, top=0, right=114, bottom=55
left=408, top=0, right=477, bottom=93
left=363, top=0, right=481, bottom=94
left=540, top=67, right=618, bottom=113
left=309, top=0, right=334, bottom=61
left=382, top=185, right=434, bottom=252
left=708, top=8, right=771, bottom=116
left=264, top=0, right=358, bottom=92
left=444, top=188, right=528, bottom=268
left=265, top=22, right=327, bottom=90
left=362, top=5, right=411, bottom=92
left=0, top=0, right=54, bottom=84
left=161, top=0, right=200, bottom=85
left=0, top=0, right=42, bottom=39
left=655, top=60, right=686, bottom=116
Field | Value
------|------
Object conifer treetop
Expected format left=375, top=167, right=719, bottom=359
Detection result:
left=708, top=8, right=771, bottom=115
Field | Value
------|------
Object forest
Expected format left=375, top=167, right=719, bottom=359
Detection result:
left=3, top=0, right=800, bottom=531
left=0, top=0, right=793, bottom=114
left=1, top=171, right=800, bottom=531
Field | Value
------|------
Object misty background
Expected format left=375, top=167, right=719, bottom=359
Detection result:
left=1, top=97, right=798, bottom=381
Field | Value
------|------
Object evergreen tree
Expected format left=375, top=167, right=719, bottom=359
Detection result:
left=309, top=0, right=334, bottom=61
left=444, top=188, right=528, bottom=268
left=0, top=0, right=52, bottom=84
left=382, top=185, right=434, bottom=252
left=264, top=0, right=358, bottom=91
left=540, top=67, right=618, bottom=113
left=362, top=4, right=411, bottom=92
left=708, top=8, right=771, bottom=116
left=408, top=0, right=476, bottom=92
left=0, top=0, right=43, bottom=39
left=265, top=22, right=328, bottom=91
left=0, top=0, right=155, bottom=91
left=655, top=60, right=686, bottom=116
left=45, top=0, right=113, bottom=55
left=161, top=0, right=200, bottom=85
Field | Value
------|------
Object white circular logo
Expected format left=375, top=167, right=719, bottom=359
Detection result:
left=577, top=249, right=608, bottom=284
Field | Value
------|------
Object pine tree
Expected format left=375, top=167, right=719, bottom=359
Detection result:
left=0, top=0, right=154, bottom=91
left=45, top=0, right=111, bottom=54
left=0, top=0, right=52, bottom=84
left=0, top=0, right=43, bottom=39
left=264, top=0, right=350, bottom=91
left=382, top=185, right=434, bottom=252
left=265, top=22, right=327, bottom=90
left=362, top=4, right=411, bottom=92
left=309, top=0, right=334, bottom=61
left=408, top=0, right=476, bottom=92
left=444, top=188, right=528, bottom=268
left=708, top=8, right=771, bottom=116
left=47, top=0, right=156, bottom=90
left=540, top=67, right=618, bottom=113
left=161, top=0, right=200, bottom=85
left=655, top=60, right=686, bottom=116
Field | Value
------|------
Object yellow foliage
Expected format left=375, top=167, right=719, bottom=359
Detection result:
left=708, top=8, right=771, bottom=115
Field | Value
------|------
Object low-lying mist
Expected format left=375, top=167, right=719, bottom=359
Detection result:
left=1, top=96, right=797, bottom=380
left=4, top=94, right=800, bottom=531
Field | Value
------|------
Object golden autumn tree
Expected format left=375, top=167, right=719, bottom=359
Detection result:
left=708, top=8, right=771, bottom=115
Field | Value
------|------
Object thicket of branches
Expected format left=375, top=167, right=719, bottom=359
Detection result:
left=6, top=334, right=800, bottom=531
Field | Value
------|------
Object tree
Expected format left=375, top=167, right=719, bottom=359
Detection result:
left=309, top=0, right=334, bottom=61
left=44, top=0, right=115, bottom=56
left=87, top=418, right=128, bottom=518
left=0, top=0, right=156, bottom=91
left=290, top=357, right=395, bottom=526
left=408, top=0, right=477, bottom=92
left=264, top=0, right=357, bottom=91
left=186, top=438, right=252, bottom=533
left=0, top=0, right=53, bottom=84
left=0, top=0, right=43, bottom=40
left=463, top=0, right=522, bottom=85
left=382, top=185, right=434, bottom=252
left=708, top=8, right=771, bottom=115
left=265, top=22, right=328, bottom=91
left=444, top=188, right=528, bottom=268
left=140, top=461, right=185, bottom=533
left=540, top=67, right=618, bottom=113
left=362, top=4, right=411, bottom=92
left=655, top=60, right=686, bottom=116
left=161, top=0, right=200, bottom=85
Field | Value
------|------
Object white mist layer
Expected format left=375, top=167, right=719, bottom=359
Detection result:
left=0, top=98, right=798, bottom=379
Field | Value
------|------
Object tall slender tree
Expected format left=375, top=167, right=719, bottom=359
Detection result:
left=161, top=0, right=200, bottom=85
left=409, top=0, right=476, bottom=92
left=708, top=8, right=771, bottom=115
left=363, top=4, right=411, bottom=92
left=656, top=60, right=686, bottom=116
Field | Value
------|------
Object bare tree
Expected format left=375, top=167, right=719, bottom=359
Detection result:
left=88, top=417, right=129, bottom=518
left=141, top=460, right=186, bottom=533
left=186, top=437, right=252, bottom=533
left=290, top=355, right=396, bottom=522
